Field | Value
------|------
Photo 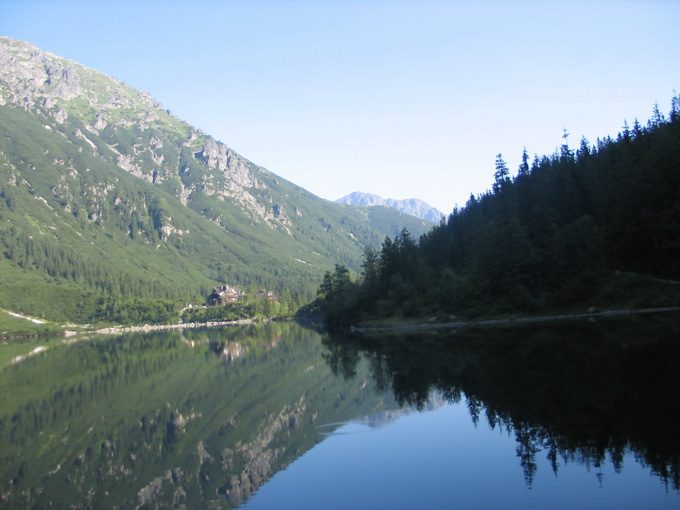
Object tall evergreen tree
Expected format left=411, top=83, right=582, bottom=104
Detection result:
left=518, top=147, right=530, bottom=177
left=493, top=154, right=510, bottom=193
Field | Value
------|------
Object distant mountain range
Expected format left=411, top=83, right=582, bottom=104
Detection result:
left=336, top=192, right=445, bottom=223
left=0, top=37, right=432, bottom=323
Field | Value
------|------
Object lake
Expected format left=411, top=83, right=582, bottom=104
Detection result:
left=1, top=315, right=678, bottom=508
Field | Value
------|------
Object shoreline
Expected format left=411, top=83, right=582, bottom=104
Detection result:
left=93, top=317, right=268, bottom=335
left=3, top=315, right=289, bottom=341
left=350, top=306, right=680, bottom=333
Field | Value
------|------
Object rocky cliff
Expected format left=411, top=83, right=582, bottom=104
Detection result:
left=0, top=37, right=275, bottom=227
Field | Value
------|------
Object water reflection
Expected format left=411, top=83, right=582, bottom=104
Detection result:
left=322, top=314, right=680, bottom=490
left=0, top=316, right=678, bottom=508
left=0, top=322, right=399, bottom=508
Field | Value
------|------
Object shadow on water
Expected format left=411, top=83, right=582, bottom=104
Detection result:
left=322, top=313, right=680, bottom=490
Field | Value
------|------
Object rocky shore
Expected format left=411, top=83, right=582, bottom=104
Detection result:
left=95, top=318, right=265, bottom=335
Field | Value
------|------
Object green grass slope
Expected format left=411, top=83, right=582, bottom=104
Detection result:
left=0, top=37, right=433, bottom=325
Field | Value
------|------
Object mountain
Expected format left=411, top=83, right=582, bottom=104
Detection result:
left=0, top=37, right=432, bottom=324
left=336, top=191, right=445, bottom=223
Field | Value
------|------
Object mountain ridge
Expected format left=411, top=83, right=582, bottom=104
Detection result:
left=336, top=191, right=445, bottom=223
left=0, top=36, right=432, bottom=324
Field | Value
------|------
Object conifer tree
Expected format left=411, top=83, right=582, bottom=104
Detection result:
left=560, top=127, right=573, bottom=161
left=518, top=147, right=530, bottom=177
left=493, top=154, right=510, bottom=193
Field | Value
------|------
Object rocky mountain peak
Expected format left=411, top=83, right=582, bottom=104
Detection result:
left=336, top=191, right=445, bottom=223
left=0, top=38, right=84, bottom=103
left=0, top=37, right=288, bottom=228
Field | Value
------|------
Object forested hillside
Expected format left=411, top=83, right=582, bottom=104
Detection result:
left=0, top=37, right=430, bottom=327
left=317, top=97, right=680, bottom=325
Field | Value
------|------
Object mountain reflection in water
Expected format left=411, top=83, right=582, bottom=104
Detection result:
left=0, top=322, right=402, bottom=508
left=0, top=316, right=678, bottom=508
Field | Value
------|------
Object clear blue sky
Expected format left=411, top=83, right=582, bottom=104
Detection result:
left=2, top=0, right=679, bottom=213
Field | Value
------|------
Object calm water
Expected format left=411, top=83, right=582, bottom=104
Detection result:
left=0, top=316, right=678, bottom=508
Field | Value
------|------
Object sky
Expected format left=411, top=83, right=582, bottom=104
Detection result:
left=1, top=0, right=679, bottom=214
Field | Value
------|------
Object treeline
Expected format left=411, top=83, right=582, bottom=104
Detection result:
left=316, top=96, right=680, bottom=325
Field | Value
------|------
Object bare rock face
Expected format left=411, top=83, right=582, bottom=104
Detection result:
left=273, top=203, right=291, bottom=225
left=43, top=60, right=82, bottom=99
left=94, top=112, right=107, bottom=130
left=193, top=137, right=296, bottom=229
left=200, top=138, right=230, bottom=172
left=0, top=36, right=161, bottom=121
left=199, top=138, right=259, bottom=189
left=0, top=38, right=82, bottom=108
left=336, top=191, right=445, bottom=223
left=52, top=107, right=68, bottom=124
left=0, top=36, right=297, bottom=236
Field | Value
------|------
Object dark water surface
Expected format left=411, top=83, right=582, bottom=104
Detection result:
left=1, top=316, right=678, bottom=508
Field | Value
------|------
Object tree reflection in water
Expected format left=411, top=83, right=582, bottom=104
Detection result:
left=0, top=322, right=404, bottom=508
left=321, top=314, right=680, bottom=489
left=0, top=317, right=677, bottom=508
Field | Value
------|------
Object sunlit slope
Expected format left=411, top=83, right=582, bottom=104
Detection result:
left=0, top=37, right=431, bottom=321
